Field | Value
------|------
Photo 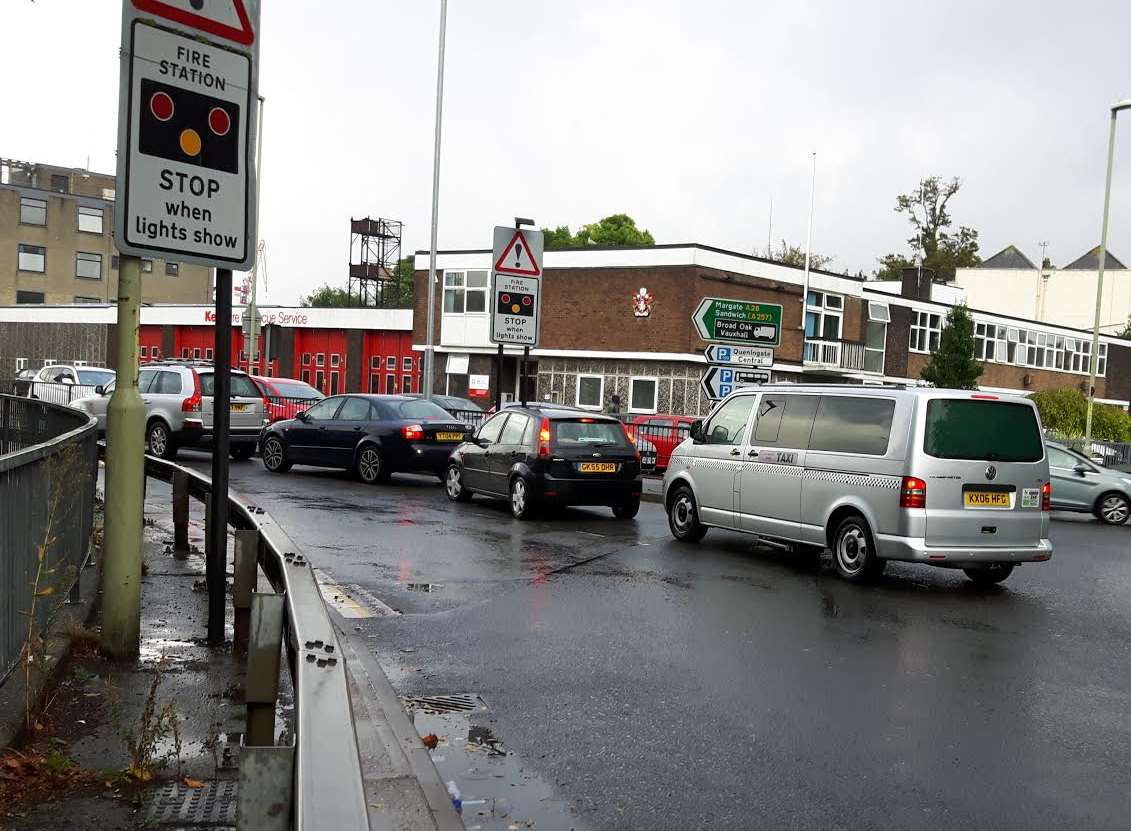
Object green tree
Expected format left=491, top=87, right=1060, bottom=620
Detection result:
left=542, top=214, right=655, bottom=249
left=875, top=177, right=981, bottom=281
left=919, top=304, right=984, bottom=389
left=760, top=239, right=833, bottom=270
left=1030, top=387, right=1131, bottom=441
left=299, top=283, right=352, bottom=307
left=1116, top=317, right=1131, bottom=340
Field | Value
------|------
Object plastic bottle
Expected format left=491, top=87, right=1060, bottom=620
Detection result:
left=447, top=780, right=462, bottom=814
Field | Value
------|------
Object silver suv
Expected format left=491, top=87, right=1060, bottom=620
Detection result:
left=72, top=361, right=266, bottom=460
left=663, top=385, right=1053, bottom=585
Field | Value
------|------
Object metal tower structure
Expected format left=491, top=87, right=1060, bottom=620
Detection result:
left=349, top=217, right=403, bottom=306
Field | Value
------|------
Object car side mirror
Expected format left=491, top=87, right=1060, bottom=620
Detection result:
left=1073, top=463, right=1089, bottom=476
left=296, top=410, right=308, bottom=422
left=689, top=419, right=705, bottom=443
left=95, top=385, right=105, bottom=396
left=61, top=377, right=74, bottom=385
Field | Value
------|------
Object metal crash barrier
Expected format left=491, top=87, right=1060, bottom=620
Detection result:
left=139, top=453, right=370, bottom=829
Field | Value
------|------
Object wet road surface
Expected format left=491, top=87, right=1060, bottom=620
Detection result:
left=184, top=452, right=1131, bottom=830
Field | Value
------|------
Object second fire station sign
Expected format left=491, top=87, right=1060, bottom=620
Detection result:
left=490, top=226, right=544, bottom=346
left=114, top=0, right=260, bottom=270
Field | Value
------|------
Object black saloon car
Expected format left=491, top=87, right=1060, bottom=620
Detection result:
left=444, top=405, right=643, bottom=519
left=259, top=394, right=471, bottom=483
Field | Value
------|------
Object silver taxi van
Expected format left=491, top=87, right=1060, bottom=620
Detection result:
left=662, top=385, right=1053, bottom=584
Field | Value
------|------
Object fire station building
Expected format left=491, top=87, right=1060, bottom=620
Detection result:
left=412, top=244, right=1131, bottom=415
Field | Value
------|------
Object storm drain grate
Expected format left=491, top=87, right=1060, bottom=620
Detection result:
left=400, top=693, right=483, bottom=714
left=145, top=780, right=238, bottom=826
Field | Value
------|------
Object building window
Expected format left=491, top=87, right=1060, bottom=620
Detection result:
left=974, top=322, right=1007, bottom=362
left=386, top=356, right=396, bottom=370
left=329, top=373, right=339, bottom=395
left=75, top=252, right=102, bottom=279
left=369, top=374, right=380, bottom=393
left=301, top=370, right=310, bottom=384
left=18, top=243, right=46, bottom=272
left=182, top=348, right=191, bottom=358
left=16, top=358, right=28, bottom=372
left=74, top=295, right=101, bottom=304
left=442, top=270, right=488, bottom=313
left=316, top=353, right=325, bottom=366
left=864, top=322, right=886, bottom=374
left=402, top=356, right=413, bottom=371
left=402, top=375, right=412, bottom=393
left=385, top=374, right=395, bottom=394
left=142, top=259, right=153, bottom=273
left=302, top=352, right=312, bottom=365
left=139, top=346, right=148, bottom=359
left=78, top=205, right=104, bottom=234
left=629, top=377, right=658, bottom=414
left=576, top=375, right=603, bottom=409
left=16, top=290, right=45, bottom=304
left=330, top=354, right=340, bottom=368
left=151, top=346, right=161, bottom=360
left=805, top=290, right=843, bottom=341
left=20, top=197, right=47, bottom=225
left=165, top=262, right=179, bottom=276
left=316, top=370, right=325, bottom=390
left=909, top=310, right=941, bottom=353
left=370, top=356, right=381, bottom=371
left=192, top=348, right=201, bottom=360
left=205, top=348, right=214, bottom=360
left=49, top=174, right=68, bottom=193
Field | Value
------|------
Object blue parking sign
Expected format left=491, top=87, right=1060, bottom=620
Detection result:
left=717, top=346, right=732, bottom=362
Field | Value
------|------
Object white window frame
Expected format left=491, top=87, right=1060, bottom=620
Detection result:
left=77, top=205, right=104, bottom=234
left=16, top=358, right=28, bottom=371
left=386, top=356, right=396, bottom=370
left=909, top=310, right=942, bottom=353
left=805, top=290, right=844, bottom=341
left=442, top=270, right=488, bottom=314
left=402, top=356, right=413, bottom=371
left=628, top=376, right=659, bottom=414
left=575, top=374, right=604, bottom=410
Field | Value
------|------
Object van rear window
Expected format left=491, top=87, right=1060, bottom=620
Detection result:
left=924, top=399, right=1043, bottom=462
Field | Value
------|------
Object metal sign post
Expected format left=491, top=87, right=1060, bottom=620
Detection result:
left=114, top=0, right=261, bottom=645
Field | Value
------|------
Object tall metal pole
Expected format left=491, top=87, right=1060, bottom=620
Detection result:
left=207, top=268, right=233, bottom=644
left=1085, top=103, right=1130, bottom=443
left=423, top=0, right=448, bottom=402
left=100, top=255, right=145, bottom=658
left=800, top=152, right=816, bottom=333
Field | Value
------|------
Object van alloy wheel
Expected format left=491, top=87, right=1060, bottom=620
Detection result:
left=667, top=486, right=707, bottom=543
left=832, top=514, right=884, bottom=581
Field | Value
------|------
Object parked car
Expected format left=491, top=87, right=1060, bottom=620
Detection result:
left=663, top=385, right=1053, bottom=585
left=404, top=393, right=485, bottom=423
left=250, top=375, right=324, bottom=423
left=625, top=414, right=696, bottom=471
left=20, top=364, right=116, bottom=404
left=71, top=361, right=265, bottom=460
left=259, top=394, right=471, bottom=483
left=1046, top=441, right=1131, bottom=525
left=445, top=404, right=644, bottom=519
left=635, top=434, right=659, bottom=473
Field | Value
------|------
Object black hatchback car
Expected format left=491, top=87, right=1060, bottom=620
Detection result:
left=444, top=405, right=643, bottom=519
left=259, top=394, right=471, bottom=483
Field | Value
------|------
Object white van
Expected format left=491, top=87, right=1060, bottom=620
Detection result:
left=662, top=385, right=1053, bottom=584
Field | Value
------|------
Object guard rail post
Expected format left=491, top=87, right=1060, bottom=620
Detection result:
left=172, top=470, right=190, bottom=559
left=245, top=592, right=284, bottom=747
left=232, top=530, right=258, bottom=656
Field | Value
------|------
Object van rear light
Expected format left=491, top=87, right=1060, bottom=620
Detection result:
left=900, top=476, right=927, bottom=509
left=1041, top=481, right=1051, bottom=511
left=537, top=418, right=551, bottom=458
left=971, top=394, right=999, bottom=400
left=402, top=424, right=424, bottom=441
left=181, top=371, right=202, bottom=413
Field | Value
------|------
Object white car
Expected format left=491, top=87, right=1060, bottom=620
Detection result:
left=24, top=364, right=116, bottom=405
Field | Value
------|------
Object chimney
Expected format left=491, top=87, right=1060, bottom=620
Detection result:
left=900, top=266, right=936, bottom=301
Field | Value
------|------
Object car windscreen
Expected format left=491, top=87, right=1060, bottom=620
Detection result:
left=271, top=380, right=323, bottom=399
left=552, top=419, right=632, bottom=448
left=924, top=399, right=1043, bottom=462
left=388, top=399, right=452, bottom=420
left=77, top=369, right=115, bottom=386
left=200, top=373, right=262, bottom=398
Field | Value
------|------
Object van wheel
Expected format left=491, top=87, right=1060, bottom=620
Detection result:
left=668, top=485, right=707, bottom=543
left=1095, top=492, right=1130, bottom=525
left=963, top=564, right=1014, bottom=585
left=831, top=514, right=885, bottom=581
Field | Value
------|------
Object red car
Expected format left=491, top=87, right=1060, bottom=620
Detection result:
left=251, top=375, right=324, bottom=423
left=625, top=414, right=696, bottom=471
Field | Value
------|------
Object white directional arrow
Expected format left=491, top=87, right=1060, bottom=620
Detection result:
left=700, top=366, right=770, bottom=400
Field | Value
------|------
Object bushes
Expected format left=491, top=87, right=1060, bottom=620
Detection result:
left=1029, top=387, right=1131, bottom=441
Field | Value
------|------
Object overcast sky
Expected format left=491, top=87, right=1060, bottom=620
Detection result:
left=7, top=0, right=1131, bottom=303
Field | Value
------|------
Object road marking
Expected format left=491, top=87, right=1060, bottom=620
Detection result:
left=577, top=530, right=605, bottom=538
left=313, top=568, right=400, bottom=618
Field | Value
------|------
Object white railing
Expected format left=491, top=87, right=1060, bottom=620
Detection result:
left=803, top=339, right=865, bottom=371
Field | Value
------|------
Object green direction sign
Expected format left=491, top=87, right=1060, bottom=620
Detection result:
left=692, top=297, right=782, bottom=347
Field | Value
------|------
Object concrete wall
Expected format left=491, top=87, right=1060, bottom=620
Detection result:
left=0, top=321, right=109, bottom=377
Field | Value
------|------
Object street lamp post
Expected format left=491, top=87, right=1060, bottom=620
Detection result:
left=423, top=0, right=448, bottom=402
left=1085, top=99, right=1131, bottom=444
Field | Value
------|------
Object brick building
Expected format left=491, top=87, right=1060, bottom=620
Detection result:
left=1, top=158, right=212, bottom=305
left=412, top=244, right=1131, bottom=415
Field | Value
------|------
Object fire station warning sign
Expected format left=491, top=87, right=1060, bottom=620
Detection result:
left=692, top=297, right=782, bottom=347
left=491, top=274, right=541, bottom=346
left=115, top=0, right=260, bottom=270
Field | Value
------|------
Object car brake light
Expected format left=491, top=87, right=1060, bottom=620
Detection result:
left=402, top=424, right=424, bottom=441
left=625, top=425, right=636, bottom=443
left=971, top=394, right=999, bottom=400
left=900, top=476, right=927, bottom=509
left=1041, top=481, right=1051, bottom=511
left=537, top=418, right=551, bottom=457
left=181, top=371, right=202, bottom=413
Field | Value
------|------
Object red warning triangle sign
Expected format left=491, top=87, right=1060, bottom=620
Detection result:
left=493, top=230, right=541, bottom=276
left=133, top=0, right=255, bottom=46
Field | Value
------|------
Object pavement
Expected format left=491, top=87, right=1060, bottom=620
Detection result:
left=175, top=450, right=1131, bottom=831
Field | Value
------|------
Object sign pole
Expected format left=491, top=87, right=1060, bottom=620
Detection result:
left=494, top=344, right=503, bottom=412
left=521, top=345, right=530, bottom=406
left=207, top=268, right=233, bottom=645
left=423, top=0, right=448, bottom=402
left=100, top=254, right=145, bottom=658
